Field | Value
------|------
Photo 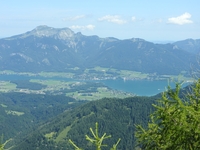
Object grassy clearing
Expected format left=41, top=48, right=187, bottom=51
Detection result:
left=56, top=125, right=71, bottom=142
left=119, top=70, right=148, bottom=79
left=30, top=79, right=73, bottom=92
left=89, top=67, right=150, bottom=79
left=66, top=87, right=133, bottom=101
left=45, top=132, right=56, bottom=140
left=93, top=66, right=119, bottom=73
left=0, top=81, right=17, bottom=92
left=1, top=104, right=7, bottom=108
left=31, top=79, right=131, bottom=101
left=0, top=70, right=15, bottom=74
left=94, top=66, right=115, bottom=72
left=68, top=102, right=75, bottom=104
left=5, top=110, right=24, bottom=116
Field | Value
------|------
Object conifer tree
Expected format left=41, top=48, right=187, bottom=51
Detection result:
left=135, top=79, right=200, bottom=149
left=0, top=135, right=4, bottom=150
left=0, top=135, right=11, bottom=150
left=69, top=122, right=121, bottom=150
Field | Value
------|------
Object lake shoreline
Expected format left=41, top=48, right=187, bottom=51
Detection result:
left=0, top=72, right=192, bottom=96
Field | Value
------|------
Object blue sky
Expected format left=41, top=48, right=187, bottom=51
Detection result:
left=0, top=0, right=200, bottom=41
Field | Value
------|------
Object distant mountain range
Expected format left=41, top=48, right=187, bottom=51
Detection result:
left=173, top=39, right=200, bottom=54
left=0, top=25, right=199, bottom=75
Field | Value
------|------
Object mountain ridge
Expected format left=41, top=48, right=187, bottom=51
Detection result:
left=0, top=25, right=199, bottom=75
left=4, top=25, right=75, bottom=40
left=173, top=38, right=200, bottom=54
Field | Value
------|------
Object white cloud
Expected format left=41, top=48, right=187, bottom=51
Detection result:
left=168, top=12, right=193, bottom=25
left=70, top=24, right=95, bottom=30
left=131, top=16, right=136, bottom=21
left=85, top=24, right=95, bottom=30
left=63, top=15, right=85, bottom=21
left=98, top=15, right=126, bottom=24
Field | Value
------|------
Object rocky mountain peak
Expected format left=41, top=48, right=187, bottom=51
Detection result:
left=5, top=25, right=75, bottom=40
left=131, top=38, right=146, bottom=42
left=30, top=25, right=75, bottom=40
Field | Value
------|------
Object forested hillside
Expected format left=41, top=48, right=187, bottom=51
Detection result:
left=0, top=92, right=85, bottom=146
left=12, top=96, right=157, bottom=150
left=0, top=83, right=192, bottom=150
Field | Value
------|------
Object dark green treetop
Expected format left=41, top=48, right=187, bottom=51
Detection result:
left=135, top=79, right=200, bottom=149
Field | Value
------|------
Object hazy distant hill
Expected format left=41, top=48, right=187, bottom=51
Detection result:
left=0, top=25, right=199, bottom=74
left=173, top=39, right=200, bottom=54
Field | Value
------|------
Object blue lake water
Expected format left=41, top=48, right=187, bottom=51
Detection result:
left=100, top=79, right=182, bottom=96
left=0, top=74, right=190, bottom=96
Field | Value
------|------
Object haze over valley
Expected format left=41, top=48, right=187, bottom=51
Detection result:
left=1, top=1, right=200, bottom=149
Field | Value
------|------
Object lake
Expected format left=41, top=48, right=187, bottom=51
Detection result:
left=100, top=79, right=188, bottom=96
left=0, top=74, right=190, bottom=96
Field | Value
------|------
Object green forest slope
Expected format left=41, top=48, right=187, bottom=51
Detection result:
left=0, top=92, right=85, bottom=146
left=12, top=96, right=158, bottom=150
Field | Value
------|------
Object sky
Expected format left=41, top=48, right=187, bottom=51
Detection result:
left=0, top=0, right=200, bottom=42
